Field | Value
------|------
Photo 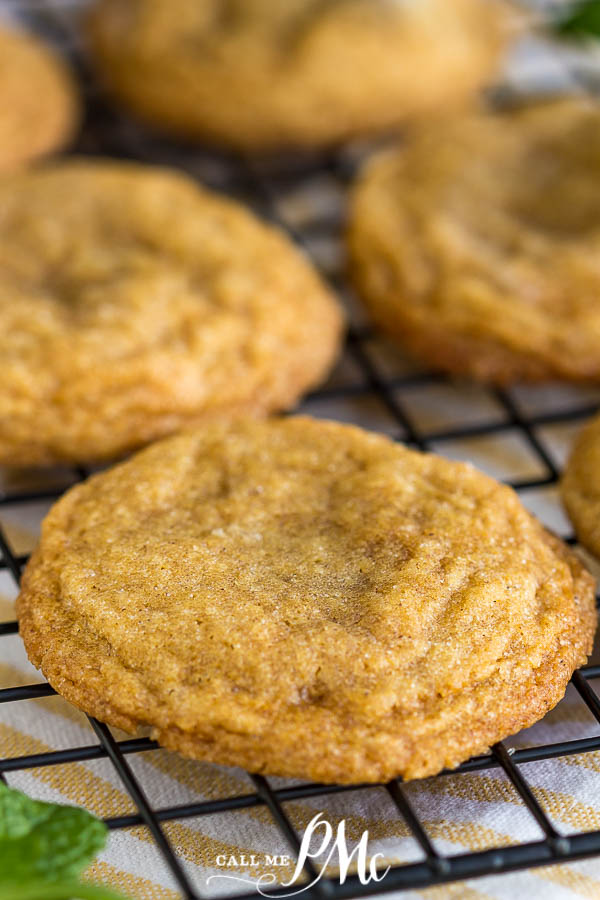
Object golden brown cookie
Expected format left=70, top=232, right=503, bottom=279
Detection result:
left=87, top=0, right=512, bottom=153
left=348, top=99, right=600, bottom=384
left=0, top=24, right=79, bottom=171
left=0, top=160, right=343, bottom=466
left=562, top=413, right=600, bottom=557
left=17, top=416, right=596, bottom=784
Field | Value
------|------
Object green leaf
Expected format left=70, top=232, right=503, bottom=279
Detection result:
left=554, top=0, right=600, bottom=38
left=0, top=784, right=130, bottom=900
left=0, top=782, right=107, bottom=883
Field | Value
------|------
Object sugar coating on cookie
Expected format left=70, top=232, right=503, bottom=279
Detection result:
left=348, top=99, right=600, bottom=383
left=87, top=0, right=512, bottom=152
left=17, top=417, right=596, bottom=784
left=0, top=161, right=343, bottom=465
left=0, top=25, right=79, bottom=171
left=562, top=413, right=600, bottom=558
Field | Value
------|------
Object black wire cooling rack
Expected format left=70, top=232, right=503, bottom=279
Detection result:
left=3, top=2, right=600, bottom=897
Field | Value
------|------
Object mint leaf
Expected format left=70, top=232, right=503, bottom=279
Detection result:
left=0, top=782, right=106, bottom=882
left=554, top=0, right=600, bottom=38
left=0, top=784, right=129, bottom=900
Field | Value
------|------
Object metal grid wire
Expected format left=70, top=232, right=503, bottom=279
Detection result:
left=3, top=2, right=600, bottom=897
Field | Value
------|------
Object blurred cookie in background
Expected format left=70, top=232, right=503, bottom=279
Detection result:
left=0, top=24, right=79, bottom=170
left=348, top=98, right=600, bottom=384
left=86, top=0, right=514, bottom=153
left=562, top=412, right=600, bottom=558
left=0, top=159, right=343, bottom=466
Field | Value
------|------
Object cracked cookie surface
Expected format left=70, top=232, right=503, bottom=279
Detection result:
left=17, top=416, right=596, bottom=783
left=348, top=99, right=600, bottom=383
left=87, top=0, right=511, bottom=152
left=0, top=160, right=342, bottom=465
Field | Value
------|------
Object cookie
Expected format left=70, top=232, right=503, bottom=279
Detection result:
left=562, top=412, right=600, bottom=557
left=0, top=160, right=343, bottom=466
left=17, top=416, right=596, bottom=784
left=87, top=0, right=512, bottom=153
left=0, top=25, right=79, bottom=171
left=348, top=99, right=600, bottom=383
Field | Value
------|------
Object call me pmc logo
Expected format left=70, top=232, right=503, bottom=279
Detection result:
left=207, top=812, right=390, bottom=896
